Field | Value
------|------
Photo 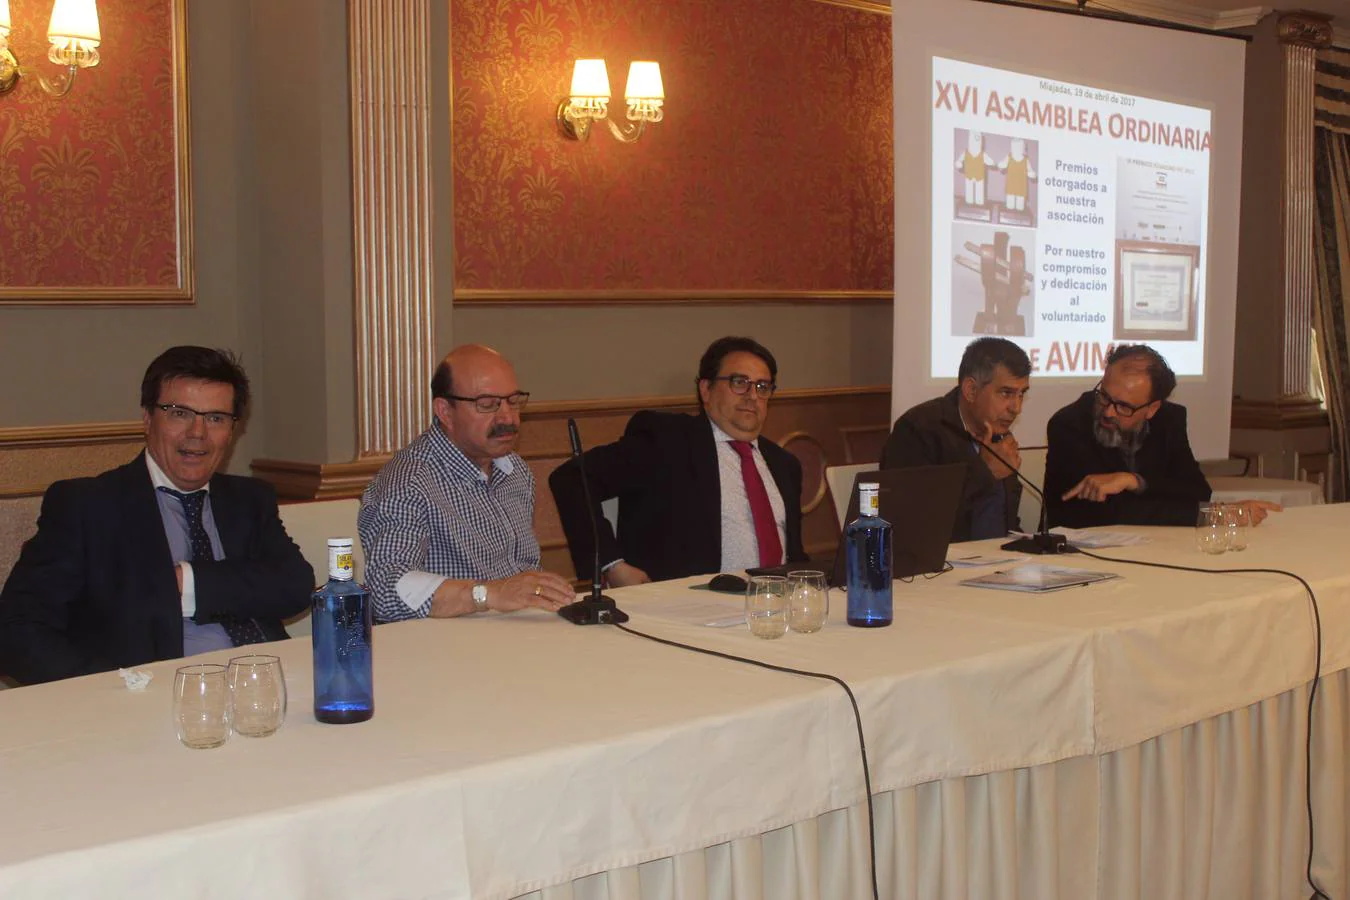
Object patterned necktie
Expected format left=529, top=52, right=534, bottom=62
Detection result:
left=158, top=487, right=265, bottom=647
left=729, top=440, right=783, bottom=568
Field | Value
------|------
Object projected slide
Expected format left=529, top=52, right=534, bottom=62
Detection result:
left=931, top=57, right=1212, bottom=378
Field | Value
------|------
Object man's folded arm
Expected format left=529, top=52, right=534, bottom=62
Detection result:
left=193, top=489, right=315, bottom=622
left=0, top=482, right=93, bottom=684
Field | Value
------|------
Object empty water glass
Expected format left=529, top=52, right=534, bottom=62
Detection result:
left=745, top=575, right=788, bottom=640
left=1224, top=502, right=1251, bottom=551
left=787, top=570, right=829, bottom=634
left=173, top=663, right=230, bottom=749
left=1195, top=504, right=1227, bottom=555
left=227, top=654, right=287, bottom=738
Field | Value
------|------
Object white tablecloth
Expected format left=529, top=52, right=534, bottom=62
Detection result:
left=2, top=505, right=1348, bottom=898
left=1208, top=475, right=1325, bottom=507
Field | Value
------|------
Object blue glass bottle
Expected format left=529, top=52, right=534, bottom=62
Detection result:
left=846, top=483, right=893, bottom=627
left=312, top=538, right=374, bottom=724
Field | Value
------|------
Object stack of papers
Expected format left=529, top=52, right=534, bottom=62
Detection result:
left=1050, top=528, right=1151, bottom=549
left=960, top=564, right=1121, bottom=593
left=947, top=554, right=1023, bottom=569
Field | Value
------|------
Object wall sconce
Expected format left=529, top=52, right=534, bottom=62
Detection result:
left=557, top=58, right=664, bottom=144
left=0, top=0, right=101, bottom=99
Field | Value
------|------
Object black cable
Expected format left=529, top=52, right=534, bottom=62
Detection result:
left=612, top=621, right=881, bottom=900
left=1072, top=548, right=1330, bottom=900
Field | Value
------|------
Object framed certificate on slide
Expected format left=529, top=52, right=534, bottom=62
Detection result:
left=1113, top=241, right=1199, bottom=342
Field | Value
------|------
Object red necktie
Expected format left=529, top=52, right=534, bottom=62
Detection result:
left=729, top=440, right=783, bottom=567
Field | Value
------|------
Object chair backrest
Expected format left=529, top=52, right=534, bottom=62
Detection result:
left=277, top=499, right=363, bottom=637
left=0, top=495, right=41, bottom=591
left=1016, top=446, right=1047, bottom=532
left=825, top=463, right=874, bottom=530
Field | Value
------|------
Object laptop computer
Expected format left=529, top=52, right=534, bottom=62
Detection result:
left=826, top=463, right=967, bottom=588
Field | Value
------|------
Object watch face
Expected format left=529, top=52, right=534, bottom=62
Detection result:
left=472, top=584, right=487, bottom=602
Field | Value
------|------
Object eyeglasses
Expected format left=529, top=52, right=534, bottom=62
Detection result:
left=709, top=375, right=777, bottom=398
left=1093, top=383, right=1149, bottom=417
left=445, top=391, right=530, bottom=414
left=155, top=403, right=238, bottom=430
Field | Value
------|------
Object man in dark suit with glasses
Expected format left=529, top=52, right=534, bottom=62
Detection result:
left=0, top=346, right=313, bottom=685
left=1045, top=344, right=1279, bottom=527
left=550, top=336, right=807, bottom=585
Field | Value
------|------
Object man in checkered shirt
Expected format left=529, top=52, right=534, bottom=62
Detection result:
left=358, top=345, right=575, bottom=622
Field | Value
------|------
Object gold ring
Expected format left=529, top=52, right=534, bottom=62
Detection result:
left=533, top=585, right=542, bottom=596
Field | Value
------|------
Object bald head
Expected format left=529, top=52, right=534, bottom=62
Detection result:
left=431, top=344, right=516, bottom=402
left=430, top=344, right=525, bottom=473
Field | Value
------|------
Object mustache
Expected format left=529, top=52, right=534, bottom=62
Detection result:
left=488, top=423, right=519, bottom=438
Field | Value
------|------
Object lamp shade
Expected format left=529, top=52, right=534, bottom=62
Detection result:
left=0, top=0, right=11, bottom=36
left=48, top=0, right=100, bottom=45
left=569, top=58, right=610, bottom=99
left=624, top=61, right=664, bottom=101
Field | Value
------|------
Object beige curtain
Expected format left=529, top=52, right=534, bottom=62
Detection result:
left=1313, top=48, right=1350, bottom=501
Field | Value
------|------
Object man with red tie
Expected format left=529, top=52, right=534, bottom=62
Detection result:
left=550, top=336, right=807, bottom=585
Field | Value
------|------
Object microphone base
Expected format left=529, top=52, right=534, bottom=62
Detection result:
left=1002, top=533, right=1078, bottom=555
left=558, top=592, right=630, bottom=625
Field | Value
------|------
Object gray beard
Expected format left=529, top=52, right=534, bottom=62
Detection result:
left=1094, top=418, right=1148, bottom=461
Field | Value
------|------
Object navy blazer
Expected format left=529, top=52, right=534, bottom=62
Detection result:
left=0, top=453, right=314, bottom=685
left=550, top=411, right=807, bottom=582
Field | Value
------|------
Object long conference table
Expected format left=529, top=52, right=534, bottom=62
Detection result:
left=3, top=505, right=1350, bottom=899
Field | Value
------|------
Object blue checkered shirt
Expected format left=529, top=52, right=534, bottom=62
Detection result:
left=358, top=423, right=540, bottom=622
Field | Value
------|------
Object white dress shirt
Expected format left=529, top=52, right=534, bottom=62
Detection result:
left=710, top=421, right=788, bottom=572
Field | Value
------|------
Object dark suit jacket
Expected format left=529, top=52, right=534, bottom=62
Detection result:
left=1044, top=391, right=1211, bottom=528
left=0, top=453, right=314, bottom=685
left=879, top=388, right=1022, bottom=542
left=550, top=411, right=807, bottom=582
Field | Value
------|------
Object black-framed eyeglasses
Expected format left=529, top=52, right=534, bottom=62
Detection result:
left=1092, top=383, right=1149, bottom=417
left=445, top=391, right=530, bottom=414
left=709, top=375, right=777, bottom=398
left=155, top=403, right=238, bottom=430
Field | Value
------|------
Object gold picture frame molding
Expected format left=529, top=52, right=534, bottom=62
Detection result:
left=0, top=0, right=194, bottom=306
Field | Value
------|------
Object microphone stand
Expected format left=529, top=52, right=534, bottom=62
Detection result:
left=942, top=419, right=1074, bottom=555
left=557, top=417, right=630, bottom=625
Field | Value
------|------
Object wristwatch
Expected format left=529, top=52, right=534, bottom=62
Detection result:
left=471, top=583, right=489, bottom=613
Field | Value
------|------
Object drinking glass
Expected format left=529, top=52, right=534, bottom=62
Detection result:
left=173, top=663, right=230, bottom=749
left=1224, top=502, right=1251, bottom=551
left=1195, top=504, right=1228, bottom=555
left=227, top=654, right=287, bottom=738
left=745, top=575, right=788, bottom=640
left=787, top=570, right=829, bottom=634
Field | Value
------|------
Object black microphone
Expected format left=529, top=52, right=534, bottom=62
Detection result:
left=941, top=420, right=1074, bottom=555
left=557, top=418, right=630, bottom=625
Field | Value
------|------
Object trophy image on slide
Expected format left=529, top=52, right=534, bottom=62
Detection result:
left=954, top=130, right=1039, bottom=227
left=996, top=138, right=1038, bottom=226
left=952, top=226, right=1035, bottom=337
left=955, top=130, right=995, bottom=222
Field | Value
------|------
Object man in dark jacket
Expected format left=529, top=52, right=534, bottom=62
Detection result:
left=550, top=336, right=806, bottom=585
left=1045, top=344, right=1278, bottom=528
left=0, top=347, right=314, bottom=685
left=881, top=337, right=1029, bottom=543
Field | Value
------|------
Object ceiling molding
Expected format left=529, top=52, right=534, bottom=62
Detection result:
left=1089, top=1, right=1271, bottom=30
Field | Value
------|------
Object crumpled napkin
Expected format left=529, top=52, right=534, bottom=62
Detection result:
left=118, top=668, right=153, bottom=691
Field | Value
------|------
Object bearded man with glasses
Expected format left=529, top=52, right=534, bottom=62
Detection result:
left=0, top=346, right=314, bottom=685
left=1045, top=344, right=1279, bottom=528
left=550, top=336, right=807, bottom=585
left=360, top=344, right=575, bottom=622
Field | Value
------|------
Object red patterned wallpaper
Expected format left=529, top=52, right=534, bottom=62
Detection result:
left=0, top=0, right=181, bottom=290
left=451, top=0, right=894, bottom=293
